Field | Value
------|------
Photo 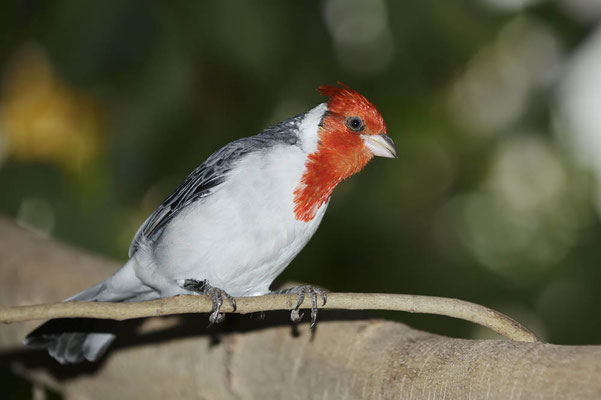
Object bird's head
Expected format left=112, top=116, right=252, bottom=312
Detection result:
left=293, top=84, right=397, bottom=222
left=318, top=84, right=397, bottom=160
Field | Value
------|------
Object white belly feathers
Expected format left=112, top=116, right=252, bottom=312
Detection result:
left=150, top=144, right=327, bottom=296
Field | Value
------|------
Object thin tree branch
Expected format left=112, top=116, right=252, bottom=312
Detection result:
left=0, top=292, right=539, bottom=342
left=4, top=217, right=601, bottom=399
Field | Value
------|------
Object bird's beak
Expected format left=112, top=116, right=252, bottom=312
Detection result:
left=362, top=133, right=398, bottom=159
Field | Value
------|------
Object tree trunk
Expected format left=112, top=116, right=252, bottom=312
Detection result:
left=0, top=217, right=599, bottom=399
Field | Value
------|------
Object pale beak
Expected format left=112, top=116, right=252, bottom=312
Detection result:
left=362, top=133, right=398, bottom=159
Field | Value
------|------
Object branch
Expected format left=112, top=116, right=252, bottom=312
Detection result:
left=0, top=292, right=539, bottom=342
left=1, top=216, right=600, bottom=400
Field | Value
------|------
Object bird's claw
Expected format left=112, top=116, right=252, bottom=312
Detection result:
left=182, top=279, right=236, bottom=326
left=290, top=308, right=303, bottom=323
left=276, top=285, right=327, bottom=328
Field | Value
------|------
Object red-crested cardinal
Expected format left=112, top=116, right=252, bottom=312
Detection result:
left=25, top=84, right=397, bottom=364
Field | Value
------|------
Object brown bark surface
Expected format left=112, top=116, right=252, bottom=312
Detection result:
left=1, top=217, right=600, bottom=399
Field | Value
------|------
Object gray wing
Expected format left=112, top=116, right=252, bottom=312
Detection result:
left=128, top=113, right=304, bottom=257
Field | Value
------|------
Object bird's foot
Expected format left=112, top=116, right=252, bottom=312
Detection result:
left=274, top=285, right=327, bottom=328
left=182, top=279, right=237, bottom=326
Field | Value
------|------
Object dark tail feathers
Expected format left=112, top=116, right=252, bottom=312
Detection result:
left=24, top=319, right=117, bottom=364
left=24, top=281, right=118, bottom=364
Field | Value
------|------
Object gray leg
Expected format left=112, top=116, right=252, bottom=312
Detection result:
left=274, top=285, right=327, bottom=328
left=182, top=279, right=237, bottom=325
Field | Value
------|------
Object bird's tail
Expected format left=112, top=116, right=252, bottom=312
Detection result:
left=24, top=259, right=154, bottom=364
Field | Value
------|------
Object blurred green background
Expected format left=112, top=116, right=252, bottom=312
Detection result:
left=2, top=0, right=601, bottom=372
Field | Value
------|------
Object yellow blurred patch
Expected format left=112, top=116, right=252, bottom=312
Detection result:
left=0, top=44, right=103, bottom=172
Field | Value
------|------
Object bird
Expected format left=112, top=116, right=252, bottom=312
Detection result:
left=24, top=83, right=397, bottom=364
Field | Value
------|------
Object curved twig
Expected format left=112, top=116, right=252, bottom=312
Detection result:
left=0, top=292, right=539, bottom=342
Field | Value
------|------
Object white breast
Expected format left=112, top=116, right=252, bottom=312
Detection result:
left=150, top=106, right=328, bottom=296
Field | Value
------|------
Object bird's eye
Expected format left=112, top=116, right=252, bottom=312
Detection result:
left=346, top=116, right=364, bottom=132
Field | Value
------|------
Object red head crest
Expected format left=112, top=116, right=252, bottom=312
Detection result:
left=292, top=84, right=392, bottom=222
left=318, top=83, right=387, bottom=136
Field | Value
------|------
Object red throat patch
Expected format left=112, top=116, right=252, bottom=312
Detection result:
left=293, top=84, right=386, bottom=222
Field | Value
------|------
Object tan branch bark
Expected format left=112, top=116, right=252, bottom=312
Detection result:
left=0, top=293, right=539, bottom=342
left=1, top=216, right=600, bottom=400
